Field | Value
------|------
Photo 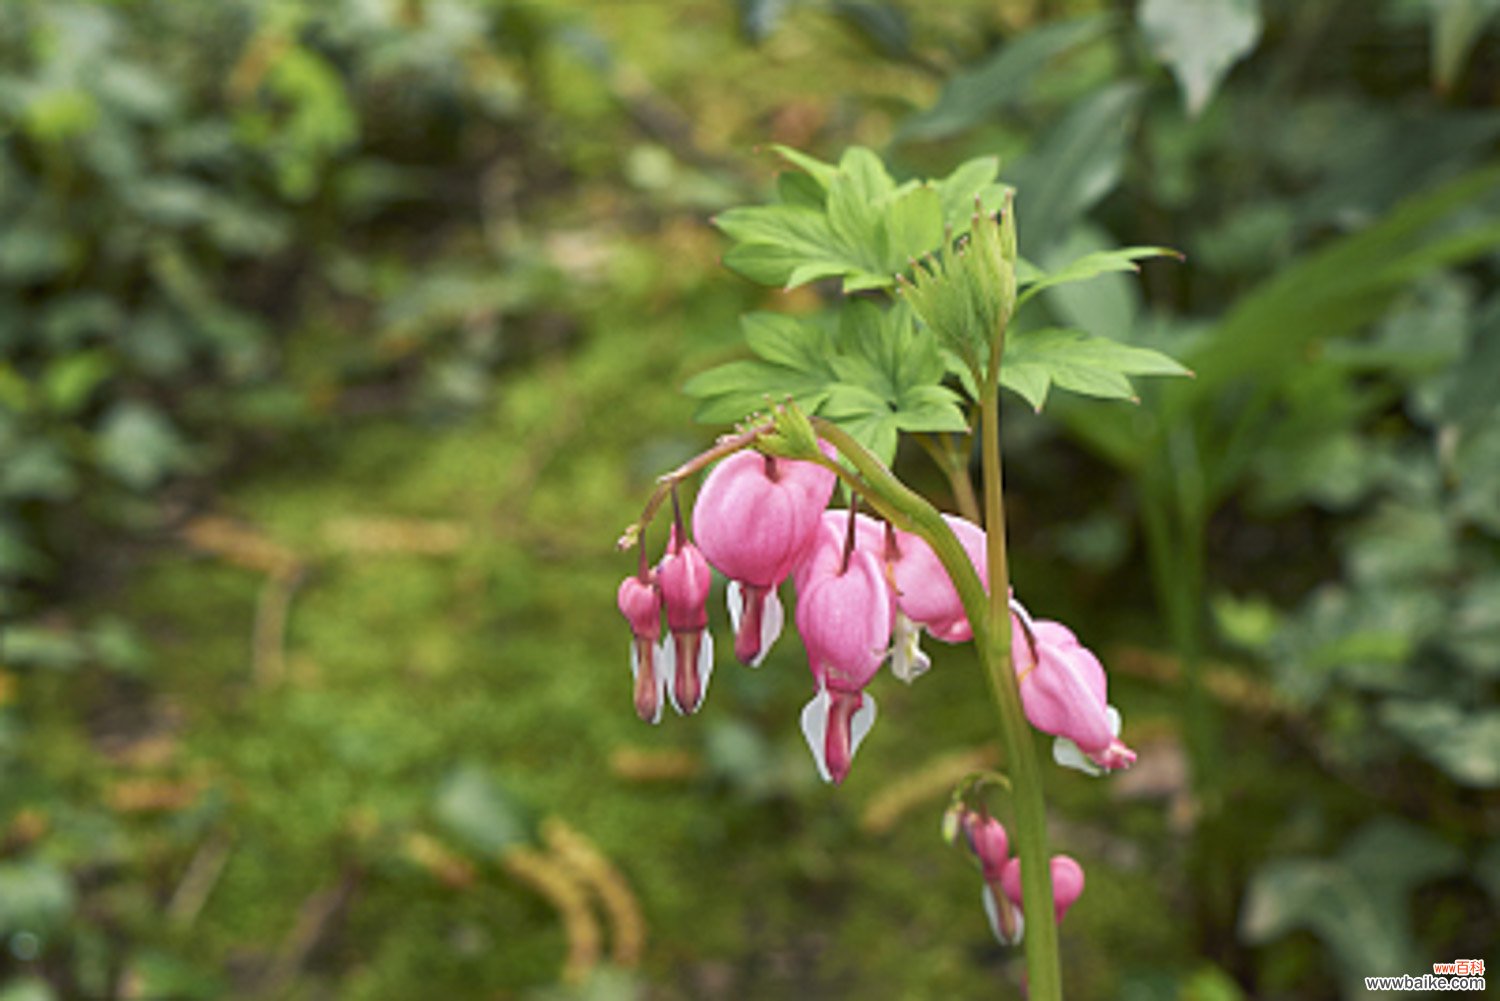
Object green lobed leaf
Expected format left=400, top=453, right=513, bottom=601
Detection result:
left=686, top=300, right=966, bottom=462
left=717, top=146, right=988, bottom=292
left=1017, top=246, right=1181, bottom=309
left=1000, top=327, right=1191, bottom=410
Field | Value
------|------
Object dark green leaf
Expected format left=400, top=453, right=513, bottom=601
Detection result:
left=896, top=16, right=1111, bottom=142
left=1241, top=818, right=1462, bottom=990
left=1005, top=83, right=1143, bottom=257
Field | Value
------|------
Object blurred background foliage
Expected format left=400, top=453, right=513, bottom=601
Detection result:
left=0, top=0, right=1496, bottom=998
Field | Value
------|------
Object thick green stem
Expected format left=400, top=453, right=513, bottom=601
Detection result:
left=980, top=341, right=1061, bottom=1001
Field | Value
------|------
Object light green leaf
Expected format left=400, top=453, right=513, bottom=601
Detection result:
left=682, top=360, right=831, bottom=423
left=882, top=186, right=946, bottom=272
left=1432, top=0, right=1500, bottom=92
left=1001, top=328, right=1191, bottom=410
left=821, top=384, right=900, bottom=465
left=893, top=384, right=969, bottom=433
left=717, top=146, right=956, bottom=291
left=771, top=143, right=840, bottom=190
left=1039, top=224, right=1144, bottom=337
left=934, top=156, right=1003, bottom=229
left=740, top=312, right=837, bottom=373
left=1017, top=246, right=1180, bottom=309
left=837, top=145, right=897, bottom=203
left=1139, top=0, right=1262, bottom=117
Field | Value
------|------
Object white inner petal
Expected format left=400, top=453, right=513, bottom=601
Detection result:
left=849, top=692, right=877, bottom=759
left=696, top=629, right=715, bottom=706
left=726, top=579, right=745, bottom=634
left=752, top=586, right=784, bottom=668
left=799, top=689, right=833, bottom=783
left=1052, top=736, right=1103, bottom=777
left=981, top=885, right=1024, bottom=946
left=889, top=614, right=931, bottom=684
left=659, top=636, right=682, bottom=716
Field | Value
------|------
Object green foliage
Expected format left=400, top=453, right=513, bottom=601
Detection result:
left=1000, top=328, right=1191, bottom=412
left=715, top=146, right=1007, bottom=292
left=698, top=143, right=1187, bottom=449
left=1241, top=818, right=1464, bottom=994
left=685, top=302, right=967, bottom=463
left=0, top=0, right=571, bottom=615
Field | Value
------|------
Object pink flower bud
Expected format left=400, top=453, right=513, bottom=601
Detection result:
left=962, top=814, right=1010, bottom=882
left=657, top=528, right=713, bottom=715
left=617, top=574, right=661, bottom=640
left=1010, top=600, right=1135, bottom=774
left=617, top=573, right=664, bottom=724
left=1001, top=854, right=1085, bottom=925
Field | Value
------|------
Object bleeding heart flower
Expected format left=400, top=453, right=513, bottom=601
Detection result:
left=1001, top=854, right=1085, bottom=926
left=616, top=571, right=664, bottom=724
left=961, top=812, right=1023, bottom=945
left=693, top=448, right=837, bottom=666
left=796, top=539, right=891, bottom=784
left=1010, top=598, right=1136, bottom=775
left=657, top=526, right=713, bottom=715
left=885, top=514, right=988, bottom=681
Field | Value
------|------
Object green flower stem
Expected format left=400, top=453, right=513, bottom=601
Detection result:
left=913, top=432, right=982, bottom=524
left=616, top=422, right=772, bottom=551
left=807, top=415, right=1062, bottom=1000
left=980, top=343, right=1061, bottom=1001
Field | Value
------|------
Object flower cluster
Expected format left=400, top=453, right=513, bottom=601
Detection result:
left=959, top=810, right=1084, bottom=946
left=616, top=440, right=1138, bottom=788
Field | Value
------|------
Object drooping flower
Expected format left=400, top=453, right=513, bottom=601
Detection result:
left=656, top=526, right=714, bottom=715
left=1000, top=854, right=1085, bottom=926
left=885, top=515, right=988, bottom=682
left=795, top=523, right=891, bottom=784
left=616, top=570, right=664, bottom=724
left=1010, top=599, right=1136, bottom=775
left=962, top=812, right=1022, bottom=945
left=693, top=448, right=837, bottom=666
